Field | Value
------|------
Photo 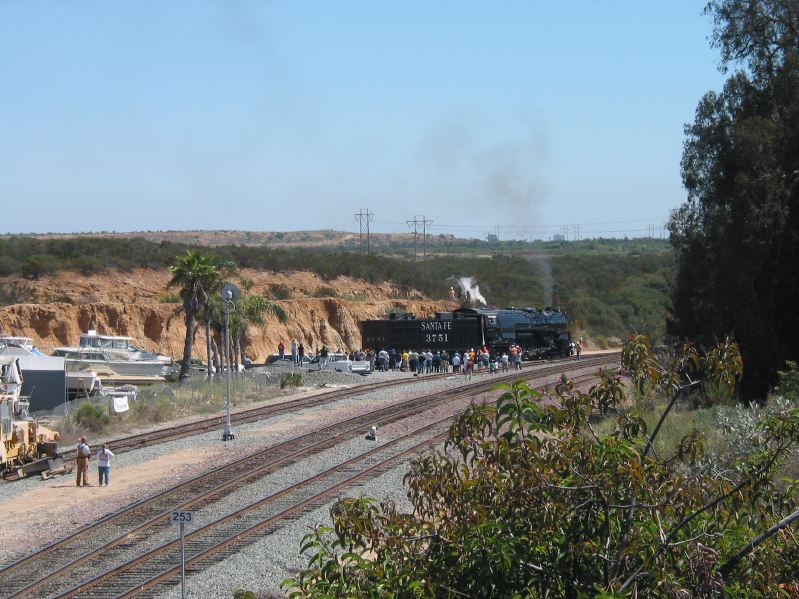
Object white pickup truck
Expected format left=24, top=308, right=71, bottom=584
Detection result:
left=312, top=353, right=371, bottom=374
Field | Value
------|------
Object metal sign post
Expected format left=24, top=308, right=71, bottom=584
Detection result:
left=171, top=510, right=196, bottom=599
left=220, top=284, right=240, bottom=441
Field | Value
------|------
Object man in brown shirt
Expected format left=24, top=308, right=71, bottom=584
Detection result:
left=76, top=437, right=90, bottom=486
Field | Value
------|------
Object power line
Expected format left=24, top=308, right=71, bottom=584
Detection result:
left=406, top=215, right=433, bottom=261
left=354, top=209, right=374, bottom=255
left=374, top=216, right=670, bottom=231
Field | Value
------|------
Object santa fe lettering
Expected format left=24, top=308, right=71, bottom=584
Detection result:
left=420, top=321, right=453, bottom=331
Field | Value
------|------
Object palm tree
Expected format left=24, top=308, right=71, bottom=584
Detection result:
left=229, top=295, right=287, bottom=368
left=199, top=295, right=223, bottom=378
left=168, top=250, right=228, bottom=381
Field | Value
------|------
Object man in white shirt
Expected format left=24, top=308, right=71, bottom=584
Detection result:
left=96, top=443, right=115, bottom=486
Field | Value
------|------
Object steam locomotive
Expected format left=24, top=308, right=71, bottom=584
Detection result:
left=361, top=307, right=573, bottom=359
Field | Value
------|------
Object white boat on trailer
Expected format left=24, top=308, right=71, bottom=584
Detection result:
left=51, top=346, right=168, bottom=382
left=0, top=336, right=100, bottom=404
left=50, top=329, right=173, bottom=384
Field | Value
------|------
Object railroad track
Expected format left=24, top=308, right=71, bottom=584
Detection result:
left=57, top=371, right=456, bottom=461
left=68, top=416, right=456, bottom=599
left=0, top=355, right=618, bottom=598
left=50, top=354, right=615, bottom=465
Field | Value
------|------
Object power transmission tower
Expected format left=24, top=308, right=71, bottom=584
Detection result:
left=354, top=209, right=374, bottom=255
left=422, top=215, right=432, bottom=261
left=406, top=215, right=433, bottom=261
left=406, top=216, right=420, bottom=261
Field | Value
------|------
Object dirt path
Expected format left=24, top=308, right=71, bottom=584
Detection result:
left=0, top=445, right=223, bottom=540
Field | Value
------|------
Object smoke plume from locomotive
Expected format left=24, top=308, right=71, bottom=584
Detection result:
left=458, top=277, right=486, bottom=305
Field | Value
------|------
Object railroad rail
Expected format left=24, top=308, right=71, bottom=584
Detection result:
left=49, top=354, right=616, bottom=466
left=68, top=415, right=457, bottom=598
left=0, top=355, right=619, bottom=598
left=58, top=371, right=455, bottom=461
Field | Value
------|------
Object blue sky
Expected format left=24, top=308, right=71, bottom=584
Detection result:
left=0, top=1, right=726, bottom=239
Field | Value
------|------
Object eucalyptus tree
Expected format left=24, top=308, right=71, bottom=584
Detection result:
left=168, top=250, right=231, bottom=381
left=671, top=0, right=799, bottom=396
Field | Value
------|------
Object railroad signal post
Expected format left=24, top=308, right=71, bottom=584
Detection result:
left=171, top=510, right=196, bottom=599
left=221, top=284, right=240, bottom=441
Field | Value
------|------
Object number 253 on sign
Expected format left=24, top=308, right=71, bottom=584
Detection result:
left=171, top=510, right=196, bottom=525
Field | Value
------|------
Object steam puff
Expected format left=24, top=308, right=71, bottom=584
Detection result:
left=417, top=114, right=550, bottom=228
left=537, top=255, right=553, bottom=306
left=458, top=276, right=487, bottom=305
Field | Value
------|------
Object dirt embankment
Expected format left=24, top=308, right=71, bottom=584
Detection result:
left=0, top=269, right=456, bottom=360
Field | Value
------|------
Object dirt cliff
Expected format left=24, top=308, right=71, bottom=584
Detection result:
left=0, top=269, right=457, bottom=360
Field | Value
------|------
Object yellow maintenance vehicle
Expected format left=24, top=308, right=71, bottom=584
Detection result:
left=1, top=356, right=62, bottom=479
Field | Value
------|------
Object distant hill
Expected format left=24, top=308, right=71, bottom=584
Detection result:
left=0, top=232, right=673, bottom=344
left=4, top=229, right=669, bottom=256
left=9, top=229, right=452, bottom=250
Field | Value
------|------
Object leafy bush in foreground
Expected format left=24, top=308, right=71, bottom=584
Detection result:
left=281, top=337, right=799, bottom=597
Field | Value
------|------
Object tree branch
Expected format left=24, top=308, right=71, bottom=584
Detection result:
left=718, top=507, right=799, bottom=577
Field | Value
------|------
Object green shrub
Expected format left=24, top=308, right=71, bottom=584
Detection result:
left=43, top=292, right=74, bottom=304
left=160, top=292, right=181, bottom=304
left=0, top=256, right=19, bottom=276
left=595, top=335, right=609, bottom=349
left=21, top=254, right=55, bottom=279
left=129, top=396, right=176, bottom=423
left=0, top=282, right=38, bottom=307
left=75, top=255, right=105, bottom=275
left=774, top=360, right=799, bottom=400
left=280, top=372, right=304, bottom=389
left=312, top=286, right=337, bottom=298
left=269, top=284, right=292, bottom=300
left=72, top=402, right=111, bottom=433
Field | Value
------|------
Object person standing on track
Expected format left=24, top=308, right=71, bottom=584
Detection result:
left=291, top=338, right=298, bottom=366
left=96, top=443, right=115, bottom=486
left=76, top=436, right=91, bottom=487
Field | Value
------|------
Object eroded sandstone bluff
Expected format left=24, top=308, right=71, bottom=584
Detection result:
left=0, top=269, right=456, bottom=360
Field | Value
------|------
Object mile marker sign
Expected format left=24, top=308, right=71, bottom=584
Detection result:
left=171, top=510, right=196, bottom=599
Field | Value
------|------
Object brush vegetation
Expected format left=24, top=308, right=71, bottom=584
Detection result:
left=0, top=235, right=671, bottom=342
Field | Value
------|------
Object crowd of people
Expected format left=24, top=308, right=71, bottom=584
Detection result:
left=333, top=345, right=527, bottom=377
left=276, top=338, right=585, bottom=375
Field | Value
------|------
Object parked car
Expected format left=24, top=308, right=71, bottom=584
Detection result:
left=351, top=359, right=372, bottom=374
left=310, top=352, right=352, bottom=372
left=265, top=353, right=312, bottom=366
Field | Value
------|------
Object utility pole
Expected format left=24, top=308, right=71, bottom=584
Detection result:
left=422, top=215, right=432, bottom=261
left=406, top=215, right=420, bottom=261
left=354, top=209, right=374, bottom=255
left=407, top=215, right=432, bottom=262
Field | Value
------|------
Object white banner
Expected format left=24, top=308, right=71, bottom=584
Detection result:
left=112, top=395, right=129, bottom=413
